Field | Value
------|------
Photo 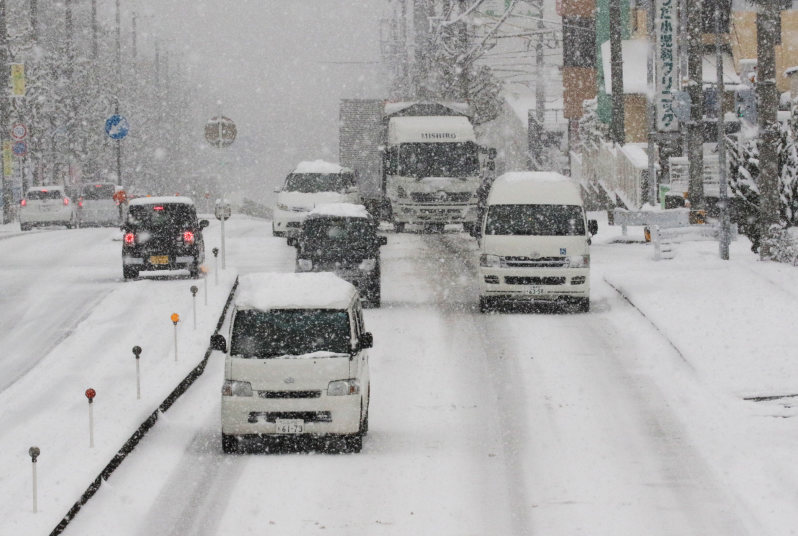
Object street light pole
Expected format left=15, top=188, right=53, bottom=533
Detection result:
left=716, top=5, right=730, bottom=260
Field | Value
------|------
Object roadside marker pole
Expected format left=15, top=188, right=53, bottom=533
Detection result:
left=212, top=248, right=219, bottom=286
left=29, top=446, right=40, bottom=513
left=171, top=314, right=180, bottom=361
left=190, top=286, right=198, bottom=330
left=202, top=266, right=209, bottom=305
left=85, top=388, right=96, bottom=448
left=132, top=346, right=142, bottom=399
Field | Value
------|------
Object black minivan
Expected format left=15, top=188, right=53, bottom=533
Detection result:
left=121, top=197, right=209, bottom=280
left=294, top=204, right=387, bottom=307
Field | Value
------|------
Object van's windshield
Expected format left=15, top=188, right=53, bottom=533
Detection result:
left=485, top=204, right=585, bottom=236
left=284, top=173, right=356, bottom=193
left=231, top=308, right=351, bottom=358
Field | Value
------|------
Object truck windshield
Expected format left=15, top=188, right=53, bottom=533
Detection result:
left=485, top=204, right=586, bottom=236
left=284, top=173, right=356, bottom=193
left=398, top=142, right=479, bottom=179
left=231, top=309, right=351, bottom=358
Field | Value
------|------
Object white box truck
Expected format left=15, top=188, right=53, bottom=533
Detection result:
left=339, top=100, right=493, bottom=233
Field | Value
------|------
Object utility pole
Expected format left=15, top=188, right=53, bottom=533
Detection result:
left=0, top=0, right=7, bottom=223
left=458, top=0, right=469, bottom=102
left=91, top=0, right=98, bottom=60
left=755, top=1, right=780, bottom=259
left=686, top=0, right=704, bottom=212
left=715, top=4, right=730, bottom=260
left=646, top=0, right=657, bottom=205
left=609, top=0, right=625, bottom=144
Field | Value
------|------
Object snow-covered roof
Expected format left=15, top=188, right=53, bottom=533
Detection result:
left=387, top=116, right=476, bottom=144
left=292, top=160, right=351, bottom=174
left=384, top=101, right=470, bottom=117
left=128, top=196, right=195, bottom=206
left=601, top=38, right=650, bottom=95
left=702, top=53, right=741, bottom=85
left=503, top=85, right=567, bottom=132
left=28, top=184, right=65, bottom=192
left=308, top=203, right=371, bottom=219
left=235, top=272, right=357, bottom=311
left=620, top=144, right=651, bottom=170
left=488, top=171, right=582, bottom=205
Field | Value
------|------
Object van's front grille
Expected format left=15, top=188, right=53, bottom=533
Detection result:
left=258, top=390, right=321, bottom=399
left=505, top=276, right=566, bottom=286
left=411, top=192, right=472, bottom=203
left=504, top=256, right=568, bottom=268
left=248, top=411, right=332, bottom=423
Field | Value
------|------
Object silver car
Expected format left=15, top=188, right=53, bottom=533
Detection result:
left=18, top=185, right=78, bottom=231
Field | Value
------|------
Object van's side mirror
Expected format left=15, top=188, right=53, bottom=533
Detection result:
left=210, top=334, right=227, bottom=352
left=588, top=219, right=598, bottom=236
left=360, top=332, right=373, bottom=350
left=199, top=219, right=210, bottom=229
left=379, top=236, right=388, bottom=246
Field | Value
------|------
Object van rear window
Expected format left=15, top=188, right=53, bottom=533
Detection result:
left=485, top=204, right=585, bottom=236
left=81, top=184, right=116, bottom=199
left=26, top=189, right=63, bottom=201
left=231, top=309, right=351, bottom=358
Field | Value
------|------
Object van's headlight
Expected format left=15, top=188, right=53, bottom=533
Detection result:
left=222, top=380, right=253, bottom=397
left=327, top=379, right=360, bottom=396
left=479, top=254, right=504, bottom=268
left=276, top=202, right=290, bottom=211
left=567, top=255, right=590, bottom=268
left=358, top=258, right=377, bottom=271
left=297, top=258, right=313, bottom=271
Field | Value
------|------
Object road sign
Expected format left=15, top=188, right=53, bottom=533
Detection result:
left=105, top=114, right=130, bottom=140
left=12, top=141, right=27, bottom=157
left=214, top=199, right=232, bottom=221
left=11, top=123, right=27, bottom=141
left=205, top=116, right=237, bottom=148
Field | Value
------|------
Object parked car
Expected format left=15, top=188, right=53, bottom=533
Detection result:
left=121, top=196, right=208, bottom=280
left=294, top=203, right=387, bottom=307
left=211, top=272, right=372, bottom=454
left=477, top=172, right=597, bottom=313
left=18, top=185, right=78, bottom=231
left=77, top=182, right=122, bottom=227
left=272, top=160, right=361, bottom=240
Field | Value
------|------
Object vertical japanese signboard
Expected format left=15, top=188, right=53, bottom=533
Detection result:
left=10, top=63, right=25, bottom=97
left=656, top=0, right=678, bottom=131
left=3, top=142, right=12, bottom=178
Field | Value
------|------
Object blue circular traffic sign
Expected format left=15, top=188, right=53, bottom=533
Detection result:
left=105, top=114, right=129, bottom=140
left=12, top=141, right=27, bottom=156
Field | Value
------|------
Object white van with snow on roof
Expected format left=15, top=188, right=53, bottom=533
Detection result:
left=272, top=160, right=361, bottom=240
left=211, top=272, right=372, bottom=453
left=478, top=172, right=597, bottom=313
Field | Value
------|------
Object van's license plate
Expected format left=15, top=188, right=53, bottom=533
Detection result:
left=149, top=255, right=169, bottom=265
left=275, top=419, right=304, bottom=434
left=524, top=286, right=544, bottom=296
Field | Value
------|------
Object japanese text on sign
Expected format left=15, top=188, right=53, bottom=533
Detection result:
left=656, top=0, right=679, bottom=131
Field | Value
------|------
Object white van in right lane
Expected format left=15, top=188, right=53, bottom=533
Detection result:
left=477, top=172, right=597, bottom=313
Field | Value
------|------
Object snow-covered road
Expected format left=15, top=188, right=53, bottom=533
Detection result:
left=53, top=218, right=774, bottom=535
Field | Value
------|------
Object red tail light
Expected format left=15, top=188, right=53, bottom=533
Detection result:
left=78, top=198, right=83, bottom=208
left=20, top=199, right=26, bottom=207
left=182, top=231, right=195, bottom=244
left=63, top=197, right=70, bottom=206
left=124, top=232, right=135, bottom=245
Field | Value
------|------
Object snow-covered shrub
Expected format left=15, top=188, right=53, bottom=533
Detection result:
left=760, top=224, right=798, bottom=264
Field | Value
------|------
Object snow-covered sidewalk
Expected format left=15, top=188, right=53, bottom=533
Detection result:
left=594, top=222, right=798, bottom=400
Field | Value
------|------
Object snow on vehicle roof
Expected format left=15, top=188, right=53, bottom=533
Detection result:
left=488, top=172, right=582, bottom=205
left=128, top=196, right=195, bottom=206
left=387, top=116, right=476, bottom=144
left=27, top=184, right=65, bottom=192
left=236, top=272, right=357, bottom=311
left=307, top=203, right=371, bottom=219
left=292, top=160, right=351, bottom=174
